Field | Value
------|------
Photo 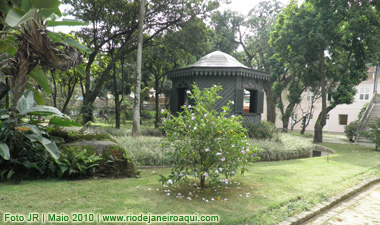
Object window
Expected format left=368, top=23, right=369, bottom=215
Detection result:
left=307, top=91, right=314, bottom=102
left=178, top=87, right=190, bottom=110
left=359, top=87, right=370, bottom=101
left=339, top=114, right=348, bottom=125
left=243, top=89, right=258, bottom=113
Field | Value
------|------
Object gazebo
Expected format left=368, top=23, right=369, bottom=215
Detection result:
left=167, top=51, right=270, bottom=123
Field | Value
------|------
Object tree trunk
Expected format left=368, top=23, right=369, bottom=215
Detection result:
left=0, top=82, right=10, bottom=103
left=132, top=0, right=145, bottom=137
left=314, top=50, right=327, bottom=143
left=112, top=57, right=121, bottom=129
left=200, top=176, right=205, bottom=189
left=154, top=78, right=160, bottom=128
left=263, top=81, right=276, bottom=124
left=115, top=93, right=121, bottom=129
left=282, top=116, right=290, bottom=132
left=81, top=98, right=94, bottom=124
left=61, top=74, right=78, bottom=115
left=300, top=117, right=307, bottom=135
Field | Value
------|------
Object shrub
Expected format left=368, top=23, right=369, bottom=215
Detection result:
left=56, top=146, right=102, bottom=178
left=160, top=84, right=259, bottom=189
left=123, top=110, right=155, bottom=121
left=112, top=136, right=168, bottom=166
left=344, top=120, right=359, bottom=142
left=244, top=121, right=277, bottom=140
left=141, top=110, right=155, bottom=120
left=253, top=134, right=314, bottom=161
left=361, top=118, right=380, bottom=150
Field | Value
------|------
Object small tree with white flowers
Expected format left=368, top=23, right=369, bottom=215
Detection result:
left=160, top=84, right=259, bottom=189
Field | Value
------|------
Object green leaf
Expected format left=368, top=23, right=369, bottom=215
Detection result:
left=3, top=36, right=17, bottom=55
left=47, top=32, right=62, bottom=42
left=0, top=0, right=9, bottom=14
left=21, top=0, right=32, bottom=11
left=29, top=68, right=51, bottom=94
left=62, top=38, right=91, bottom=53
left=49, top=117, right=82, bottom=127
left=23, top=124, right=43, bottom=139
left=5, top=8, right=35, bottom=27
left=7, top=170, right=15, bottom=180
left=76, top=64, right=86, bottom=77
left=17, top=90, right=35, bottom=114
left=0, top=41, right=10, bottom=53
left=32, top=89, right=45, bottom=105
left=25, top=134, right=39, bottom=142
left=23, top=105, right=63, bottom=117
left=29, top=0, right=60, bottom=9
left=0, top=142, right=10, bottom=160
left=41, top=7, right=61, bottom=17
left=41, top=137, right=59, bottom=159
left=46, top=19, right=88, bottom=27
left=26, top=82, right=45, bottom=105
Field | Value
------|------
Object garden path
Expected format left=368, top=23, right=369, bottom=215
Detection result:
left=306, top=183, right=380, bottom=224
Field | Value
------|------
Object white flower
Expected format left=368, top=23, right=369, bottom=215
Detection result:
left=205, top=148, right=210, bottom=152
left=186, top=90, right=191, bottom=94
left=167, top=179, right=173, bottom=185
left=187, top=197, right=192, bottom=200
left=216, top=152, right=222, bottom=156
left=231, top=101, right=234, bottom=105
left=161, top=109, right=165, bottom=113
left=219, top=168, right=223, bottom=171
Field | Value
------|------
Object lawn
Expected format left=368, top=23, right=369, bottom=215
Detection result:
left=1, top=143, right=380, bottom=224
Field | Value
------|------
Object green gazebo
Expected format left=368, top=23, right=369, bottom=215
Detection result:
left=167, top=51, right=270, bottom=123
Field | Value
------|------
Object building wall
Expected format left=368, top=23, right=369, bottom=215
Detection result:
left=170, top=75, right=265, bottom=122
left=263, top=68, right=378, bottom=133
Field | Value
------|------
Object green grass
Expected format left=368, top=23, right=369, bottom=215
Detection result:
left=1, top=143, right=380, bottom=224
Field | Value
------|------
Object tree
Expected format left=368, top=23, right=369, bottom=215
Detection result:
left=1, top=0, right=83, bottom=119
left=50, top=69, right=81, bottom=114
left=209, top=1, right=283, bottom=124
left=132, top=0, right=146, bottom=137
left=63, top=0, right=221, bottom=124
left=270, top=0, right=380, bottom=142
left=161, top=85, right=258, bottom=189
left=239, top=0, right=283, bottom=124
left=208, top=10, right=241, bottom=54
left=144, top=17, right=209, bottom=128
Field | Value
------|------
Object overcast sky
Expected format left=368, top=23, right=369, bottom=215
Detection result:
left=221, top=0, right=291, bottom=15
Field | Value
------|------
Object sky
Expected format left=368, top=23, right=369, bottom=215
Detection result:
left=220, top=0, right=291, bottom=15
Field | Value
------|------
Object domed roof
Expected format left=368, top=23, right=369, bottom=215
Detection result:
left=167, top=50, right=269, bottom=81
left=191, top=51, right=248, bottom=68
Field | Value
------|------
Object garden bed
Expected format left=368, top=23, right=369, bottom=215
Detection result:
left=1, top=143, right=380, bottom=225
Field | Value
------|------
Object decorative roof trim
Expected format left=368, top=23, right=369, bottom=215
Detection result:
left=168, top=67, right=270, bottom=81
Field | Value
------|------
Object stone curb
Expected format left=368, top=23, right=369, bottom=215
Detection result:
left=278, top=176, right=380, bottom=225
